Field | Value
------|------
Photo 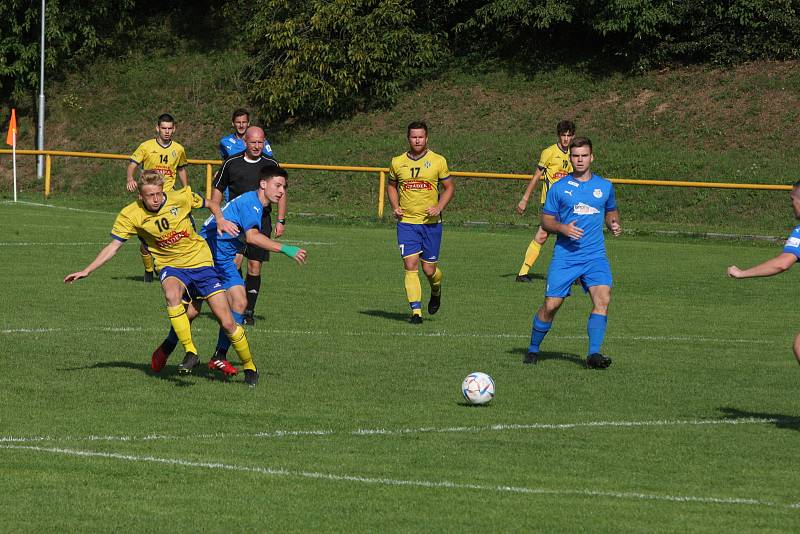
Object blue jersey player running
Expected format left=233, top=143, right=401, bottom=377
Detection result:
left=525, top=137, right=622, bottom=369
left=727, top=180, right=800, bottom=366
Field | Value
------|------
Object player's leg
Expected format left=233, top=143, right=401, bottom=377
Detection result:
left=525, top=260, right=577, bottom=364
left=160, top=273, right=201, bottom=373
left=209, top=260, right=246, bottom=377
left=583, top=258, right=614, bottom=369
left=139, top=240, right=155, bottom=282
left=398, top=223, right=424, bottom=323
left=420, top=223, right=443, bottom=315
left=517, top=226, right=549, bottom=282
left=207, top=291, right=259, bottom=386
left=243, top=215, right=271, bottom=325
left=151, top=297, right=201, bottom=372
left=794, top=332, right=800, bottom=365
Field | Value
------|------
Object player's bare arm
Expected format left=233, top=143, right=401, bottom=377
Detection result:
left=541, top=213, right=583, bottom=240
left=426, top=178, right=455, bottom=217
left=387, top=179, right=403, bottom=219
left=245, top=229, right=307, bottom=264
left=517, top=168, right=544, bottom=214
left=274, top=194, right=288, bottom=238
left=125, top=161, right=139, bottom=192
left=208, top=188, right=240, bottom=237
left=727, top=253, right=797, bottom=279
left=177, top=166, right=189, bottom=189
left=605, top=210, right=622, bottom=236
left=64, top=240, right=124, bottom=283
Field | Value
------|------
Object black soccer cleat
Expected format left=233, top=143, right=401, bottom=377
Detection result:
left=243, top=310, right=255, bottom=326
left=244, top=369, right=260, bottom=387
left=177, top=352, right=200, bottom=374
left=428, top=292, right=441, bottom=315
left=587, top=353, right=612, bottom=369
left=409, top=314, right=423, bottom=325
left=515, top=274, right=533, bottom=283
left=143, top=270, right=155, bottom=283
left=523, top=351, right=539, bottom=365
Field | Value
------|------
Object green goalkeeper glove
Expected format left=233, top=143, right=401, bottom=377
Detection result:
left=280, top=244, right=301, bottom=259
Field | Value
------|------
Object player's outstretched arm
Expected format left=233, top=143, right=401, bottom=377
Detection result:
left=64, top=240, right=124, bottom=283
left=245, top=229, right=307, bottom=264
left=727, top=253, right=797, bottom=279
left=517, top=168, right=544, bottom=214
left=208, top=188, right=239, bottom=236
left=605, top=210, right=622, bottom=236
left=177, top=166, right=189, bottom=189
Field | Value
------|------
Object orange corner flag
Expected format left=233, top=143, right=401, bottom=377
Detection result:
left=6, top=108, right=17, bottom=146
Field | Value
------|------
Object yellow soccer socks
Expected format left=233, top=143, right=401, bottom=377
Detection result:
left=167, top=305, right=198, bottom=355
left=404, top=269, right=422, bottom=316
left=518, top=240, right=542, bottom=276
left=227, top=324, right=256, bottom=372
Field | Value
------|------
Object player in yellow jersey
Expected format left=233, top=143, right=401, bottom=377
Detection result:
left=514, top=120, right=576, bottom=282
left=387, top=121, right=455, bottom=324
left=125, top=113, right=190, bottom=283
left=64, top=171, right=261, bottom=387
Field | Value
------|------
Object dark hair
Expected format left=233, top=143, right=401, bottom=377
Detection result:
left=157, top=113, right=176, bottom=125
left=259, top=165, right=288, bottom=185
left=557, top=120, right=576, bottom=135
left=232, top=108, right=250, bottom=122
left=569, top=136, right=592, bottom=153
left=407, top=121, right=428, bottom=136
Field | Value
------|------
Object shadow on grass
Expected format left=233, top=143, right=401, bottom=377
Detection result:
left=501, top=272, right=546, bottom=280
left=717, top=407, right=800, bottom=432
left=507, top=347, right=585, bottom=367
left=57, top=360, right=231, bottom=387
left=359, top=309, right=411, bottom=323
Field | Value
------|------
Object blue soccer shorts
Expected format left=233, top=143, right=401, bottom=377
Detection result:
left=203, top=234, right=245, bottom=290
left=397, top=222, right=443, bottom=262
left=160, top=265, right=226, bottom=302
left=545, top=256, right=613, bottom=298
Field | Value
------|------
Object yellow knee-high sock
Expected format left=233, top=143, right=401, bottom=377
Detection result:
left=167, top=305, right=197, bottom=354
left=518, top=240, right=542, bottom=276
left=227, top=324, right=256, bottom=371
left=141, top=250, right=155, bottom=273
left=425, top=266, right=442, bottom=296
left=404, top=269, right=422, bottom=315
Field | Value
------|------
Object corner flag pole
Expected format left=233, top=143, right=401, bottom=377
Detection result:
left=6, top=108, right=17, bottom=202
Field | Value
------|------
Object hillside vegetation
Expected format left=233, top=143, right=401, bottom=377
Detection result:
left=1, top=51, right=799, bottom=236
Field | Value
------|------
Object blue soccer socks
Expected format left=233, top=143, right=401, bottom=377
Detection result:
left=587, top=313, right=608, bottom=356
left=529, top=314, right=552, bottom=354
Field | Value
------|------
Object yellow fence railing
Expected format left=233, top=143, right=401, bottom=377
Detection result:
left=0, top=148, right=793, bottom=218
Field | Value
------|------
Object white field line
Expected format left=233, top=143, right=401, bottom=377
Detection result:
left=1, top=200, right=114, bottom=215
left=1, top=443, right=796, bottom=509
left=0, top=325, right=777, bottom=345
left=0, top=417, right=785, bottom=445
left=0, top=242, right=109, bottom=246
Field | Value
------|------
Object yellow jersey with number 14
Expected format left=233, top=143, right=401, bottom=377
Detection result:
left=129, top=139, right=188, bottom=192
left=389, top=149, right=450, bottom=225
left=537, top=143, right=572, bottom=204
left=110, top=187, right=213, bottom=269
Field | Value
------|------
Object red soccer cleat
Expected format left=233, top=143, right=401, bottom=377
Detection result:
left=151, top=344, right=169, bottom=372
left=208, top=357, right=238, bottom=377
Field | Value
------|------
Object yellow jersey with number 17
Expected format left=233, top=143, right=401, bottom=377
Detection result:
left=389, top=149, right=450, bottom=225
left=537, top=143, right=572, bottom=204
left=129, top=139, right=188, bottom=192
left=110, top=187, right=213, bottom=269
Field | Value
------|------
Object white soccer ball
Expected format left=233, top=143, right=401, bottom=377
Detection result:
left=461, top=372, right=495, bottom=405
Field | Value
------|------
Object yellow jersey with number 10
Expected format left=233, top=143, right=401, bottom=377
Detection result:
left=389, top=149, right=450, bottom=225
left=129, top=139, right=188, bottom=192
left=110, top=187, right=213, bottom=269
left=537, top=143, right=572, bottom=204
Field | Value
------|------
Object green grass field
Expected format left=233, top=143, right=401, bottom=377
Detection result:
left=1, top=200, right=799, bottom=532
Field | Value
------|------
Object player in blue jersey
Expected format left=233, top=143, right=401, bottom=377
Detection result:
left=727, top=180, right=800, bottom=365
left=151, top=166, right=307, bottom=382
left=524, top=137, right=622, bottom=369
left=219, top=108, right=274, bottom=160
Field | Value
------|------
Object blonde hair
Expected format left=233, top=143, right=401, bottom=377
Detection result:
left=138, top=170, right=165, bottom=189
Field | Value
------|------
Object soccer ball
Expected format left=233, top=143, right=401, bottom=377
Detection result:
left=461, top=372, right=495, bottom=405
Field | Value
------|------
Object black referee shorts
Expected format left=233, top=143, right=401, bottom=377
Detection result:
left=243, top=213, right=272, bottom=262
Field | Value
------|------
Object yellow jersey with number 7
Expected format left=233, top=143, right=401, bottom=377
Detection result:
left=389, top=150, right=450, bottom=225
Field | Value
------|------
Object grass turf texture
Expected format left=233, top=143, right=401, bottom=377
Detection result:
left=1, top=201, right=800, bottom=531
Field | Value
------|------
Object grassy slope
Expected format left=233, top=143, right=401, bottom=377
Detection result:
left=1, top=51, right=799, bottom=234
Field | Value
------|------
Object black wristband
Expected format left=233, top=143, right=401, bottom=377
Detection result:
left=277, top=218, right=286, bottom=225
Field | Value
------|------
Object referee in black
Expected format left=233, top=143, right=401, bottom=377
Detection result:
left=208, top=126, right=284, bottom=326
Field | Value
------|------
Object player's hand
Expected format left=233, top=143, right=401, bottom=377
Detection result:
left=217, top=218, right=239, bottom=237
left=392, top=207, right=403, bottom=220
left=426, top=205, right=442, bottom=217
left=126, top=178, right=138, bottom=192
left=516, top=198, right=528, bottom=214
left=293, top=248, right=307, bottom=264
left=727, top=266, right=744, bottom=278
left=560, top=221, right=584, bottom=240
left=64, top=271, right=88, bottom=284
left=274, top=222, right=285, bottom=238
left=609, top=221, right=622, bottom=236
